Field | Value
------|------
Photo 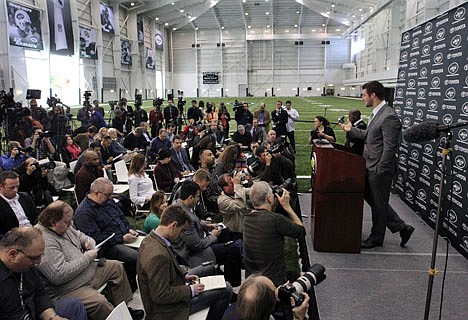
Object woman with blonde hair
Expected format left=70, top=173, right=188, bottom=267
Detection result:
left=128, top=153, right=155, bottom=208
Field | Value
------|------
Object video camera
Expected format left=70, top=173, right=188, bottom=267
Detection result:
left=278, top=264, right=326, bottom=307
left=135, top=94, right=142, bottom=107
left=83, top=90, right=92, bottom=100
left=177, top=97, right=186, bottom=108
left=153, top=98, right=164, bottom=107
left=108, top=100, right=118, bottom=111
left=232, top=99, right=243, bottom=113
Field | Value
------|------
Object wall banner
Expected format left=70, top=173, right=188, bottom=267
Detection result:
left=7, top=1, right=43, bottom=50
left=394, top=2, right=468, bottom=258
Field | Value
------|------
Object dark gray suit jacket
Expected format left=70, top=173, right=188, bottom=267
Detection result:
left=171, top=147, right=194, bottom=172
left=349, top=104, right=401, bottom=175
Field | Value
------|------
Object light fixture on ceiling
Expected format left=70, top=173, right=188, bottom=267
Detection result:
left=130, top=2, right=134, bottom=6
left=358, top=8, right=362, bottom=12
left=296, top=11, right=300, bottom=14
left=221, top=26, right=225, bottom=29
left=266, top=12, right=269, bottom=15
left=155, top=17, right=159, bottom=20
left=352, top=15, right=355, bottom=18
left=245, top=12, right=249, bottom=16
left=195, top=27, right=199, bottom=30
left=322, top=23, right=325, bottom=27
left=266, top=24, right=270, bottom=28
left=326, top=11, right=330, bottom=14
left=165, top=22, right=169, bottom=26
left=285, top=29, right=289, bottom=33
left=180, top=9, right=184, bottom=13
left=248, top=25, right=251, bottom=28
left=294, top=24, right=298, bottom=28
left=331, top=4, right=335, bottom=8
left=171, top=2, right=175, bottom=5
left=336, top=28, right=340, bottom=31
left=173, top=27, right=177, bottom=30
left=312, top=29, right=316, bottom=32
left=188, top=15, right=192, bottom=18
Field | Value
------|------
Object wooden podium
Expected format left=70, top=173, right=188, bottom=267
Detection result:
left=310, top=141, right=366, bottom=253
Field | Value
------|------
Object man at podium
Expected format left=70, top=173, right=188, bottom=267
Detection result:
left=340, top=81, right=414, bottom=249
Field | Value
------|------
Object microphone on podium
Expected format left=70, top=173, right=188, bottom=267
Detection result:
left=403, top=120, right=468, bottom=143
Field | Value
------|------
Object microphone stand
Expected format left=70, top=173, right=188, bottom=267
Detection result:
left=423, top=130, right=451, bottom=319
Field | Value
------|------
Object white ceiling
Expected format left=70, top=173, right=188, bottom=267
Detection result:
left=115, top=0, right=380, bottom=34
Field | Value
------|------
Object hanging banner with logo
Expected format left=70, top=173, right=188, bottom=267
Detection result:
left=155, top=29, right=163, bottom=51
left=137, top=18, right=144, bottom=46
left=121, top=39, right=132, bottom=65
left=394, top=2, right=468, bottom=258
left=7, top=1, right=43, bottom=50
left=79, top=25, right=97, bottom=59
left=100, top=3, right=115, bottom=34
left=145, top=47, right=155, bottom=69
left=47, top=0, right=74, bottom=55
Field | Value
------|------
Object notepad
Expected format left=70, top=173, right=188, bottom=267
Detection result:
left=199, top=275, right=226, bottom=291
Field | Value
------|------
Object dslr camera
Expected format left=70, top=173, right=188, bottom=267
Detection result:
left=270, top=178, right=294, bottom=197
left=32, top=161, right=56, bottom=170
left=278, top=263, right=326, bottom=306
left=38, top=131, right=52, bottom=139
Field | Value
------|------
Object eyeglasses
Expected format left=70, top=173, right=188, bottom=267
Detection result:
left=16, top=249, right=43, bottom=261
left=98, top=191, right=113, bottom=198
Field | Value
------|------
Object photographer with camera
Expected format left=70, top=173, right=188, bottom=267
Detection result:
left=255, top=145, right=295, bottom=186
left=17, top=157, right=55, bottom=208
left=0, top=141, right=29, bottom=171
left=222, top=274, right=310, bottom=320
left=243, top=182, right=322, bottom=320
left=29, top=99, right=51, bottom=131
left=234, top=102, right=253, bottom=132
left=24, top=127, right=56, bottom=161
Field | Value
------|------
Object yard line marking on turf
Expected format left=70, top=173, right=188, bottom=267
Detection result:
left=360, top=252, right=464, bottom=257
left=324, top=267, right=468, bottom=274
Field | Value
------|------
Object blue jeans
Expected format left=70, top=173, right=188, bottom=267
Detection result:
left=55, top=297, right=87, bottom=320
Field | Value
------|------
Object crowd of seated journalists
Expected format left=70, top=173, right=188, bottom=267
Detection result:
left=0, top=96, right=325, bottom=320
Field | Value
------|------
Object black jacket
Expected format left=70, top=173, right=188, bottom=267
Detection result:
left=0, top=192, right=37, bottom=239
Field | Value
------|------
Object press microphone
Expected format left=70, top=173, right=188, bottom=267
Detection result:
left=403, top=121, right=468, bottom=143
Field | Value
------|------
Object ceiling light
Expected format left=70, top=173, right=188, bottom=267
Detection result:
left=171, top=2, right=175, bottom=5
left=245, top=12, right=249, bottom=16
left=155, top=17, right=159, bottom=20
left=180, top=9, right=184, bottom=13
left=285, top=29, right=289, bottom=33
left=248, top=25, right=251, bottom=28
left=195, top=27, right=199, bottom=30
left=266, top=24, right=270, bottom=28
left=322, top=23, right=325, bottom=27
left=173, top=27, right=177, bottom=30
left=130, top=2, right=135, bottom=6
left=242, top=0, right=246, bottom=2
left=369, top=7, right=373, bottom=10
left=294, top=24, right=298, bottom=28
left=221, top=26, right=225, bottom=29
left=265, top=0, right=268, bottom=2
left=352, top=15, right=355, bottom=18
left=358, top=8, right=363, bottom=12
left=331, top=4, right=335, bottom=8
left=336, top=28, right=340, bottom=31
left=188, top=15, right=192, bottom=18
left=165, top=22, right=169, bottom=26
left=312, top=29, right=316, bottom=32
left=296, top=11, right=300, bottom=14
left=266, top=12, right=269, bottom=15
left=326, top=11, right=330, bottom=14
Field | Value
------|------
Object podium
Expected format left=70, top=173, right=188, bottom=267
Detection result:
left=310, top=141, right=366, bottom=253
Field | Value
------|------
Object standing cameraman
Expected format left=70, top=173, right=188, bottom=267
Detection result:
left=17, top=157, right=54, bottom=208
left=24, top=127, right=56, bottom=160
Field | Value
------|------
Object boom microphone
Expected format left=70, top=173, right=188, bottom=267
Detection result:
left=403, top=120, right=468, bottom=143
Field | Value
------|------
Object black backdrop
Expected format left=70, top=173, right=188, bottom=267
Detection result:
left=394, top=2, right=468, bottom=258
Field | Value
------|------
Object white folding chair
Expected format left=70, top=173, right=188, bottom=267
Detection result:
left=69, top=160, right=78, bottom=173
left=114, top=160, right=129, bottom=184
left=189, top=307, right=210, bottom=320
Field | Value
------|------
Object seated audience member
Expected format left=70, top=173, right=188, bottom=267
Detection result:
left=308, top=116, right=336, bottom=144
left=90, top=106, right=106, bottom=129
left=143, top=190, right=167, bottom=233
left=108, top=128, right=128, bottom=155
left=35, top=201, right=143, bottom=320
left=140, top=122, right=152, bottom=144
left=171, top=135, right=194, bottom=173
left=222, top=275, right=310, bottom=320
left=74, top=125, right=99, bottom=152
left=265, top=129, right=277, bottom=145
left=166, top=123, right=176, bottom=142
left=73, top=142, right=104, bottom=174
left=75, top=150, right=104, bottom=203
left=232, top=125, right=253, bottom=150
left=60, top=135, right=81, bottom=164
left=215, top=145, right=241, bottom=175
left=244, top=182, right=304, bottom=285
left=199, top=149, right=222, bottom=213
left=0, top=171, right=37, bottom=239
left=150, top=128, right=171, bottom=161
left=94, top=126, right=109, bottom=142
left=123, top=127, right=146, bottom=151
left=74, top=178, right=139, bottom=292
left=172, top=181, right=242, bottom=287
left=128, top=153, right=155, bottom=209
left=112, top=110, right=133, bottom=135
left=154, top=147, right=182, bottom=192
left=24, top=127, right=56, bottom=161
left=18, top=158, right=54, bottom=207
left=137, top=205, right=232, bottom=320
left=0, top=141, right=28, bottom=171
left=248, top=142, right=260, bottom=165
left=30, top=99, right=51, bottom=131
left=191, top=127, right=217, bottom=170
left=217, top=172, right=248, bottom=239
left=181, top=118, right=198, bottom=147
left=0, top=227, right=87, bottom=320
left=99, top=135, right=117, bottom=165
left=345, top=109, right=367, bottom=155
